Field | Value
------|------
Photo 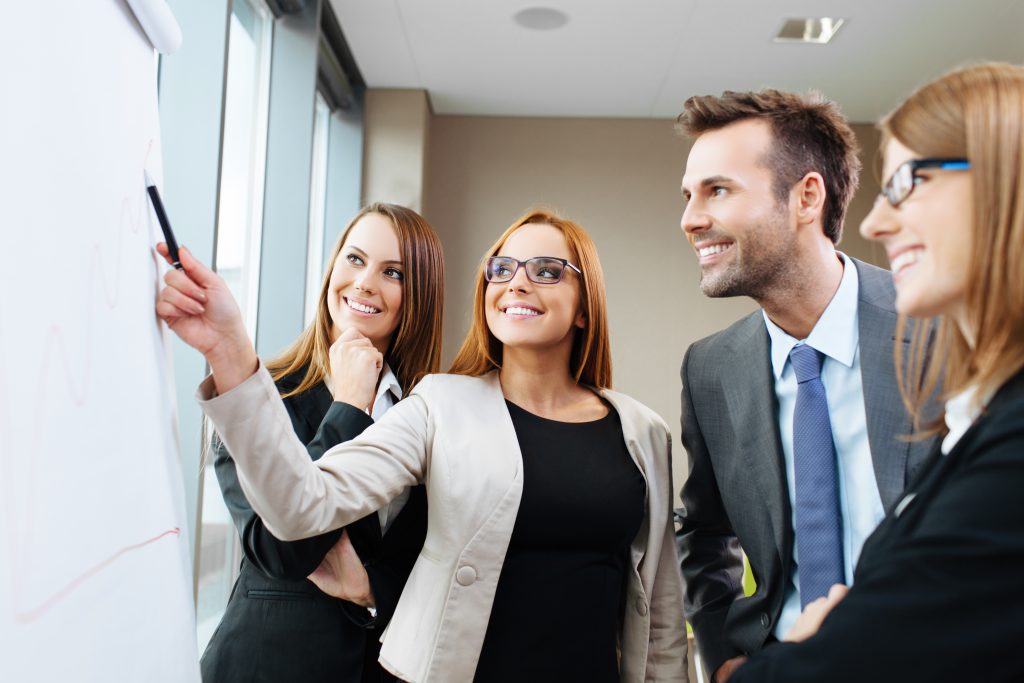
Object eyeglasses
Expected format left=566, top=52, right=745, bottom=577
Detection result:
left=484, top=256, right=582, bottom=285
left=881, top=158, right=970, bottom=207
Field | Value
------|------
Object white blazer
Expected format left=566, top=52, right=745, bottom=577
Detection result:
left=200, top=366, right=688, bottom=683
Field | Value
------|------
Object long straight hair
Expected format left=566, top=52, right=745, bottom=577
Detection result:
left=448, top=209, right=613, bottom=388
left=881, top=63, right=1024, bottom=427
left=265, top=203, right=446, bottom=398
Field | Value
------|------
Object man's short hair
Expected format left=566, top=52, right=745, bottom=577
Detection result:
left=677, top=89, right=861, bottom=244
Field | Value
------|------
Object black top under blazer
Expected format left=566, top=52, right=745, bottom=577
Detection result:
left=731, top=368, right=1024, bottom=682
left=200, top=369, right=427, bottom=683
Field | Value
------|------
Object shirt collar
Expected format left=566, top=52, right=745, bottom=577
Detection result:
left=944, top=385, right=984, bottom=432
left=375, top=362, right=403, bottom=404
left=942, top=383, right=996, bottom=454
left=763, top=252, right=860, bottom=379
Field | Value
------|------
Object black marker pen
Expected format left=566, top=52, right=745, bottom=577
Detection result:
left=144, top=170, right=184, bottom=270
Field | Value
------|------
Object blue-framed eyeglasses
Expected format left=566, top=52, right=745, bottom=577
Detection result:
left=881, top=158, right=970, bottom=207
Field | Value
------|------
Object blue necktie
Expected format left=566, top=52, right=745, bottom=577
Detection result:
left=790, top=344, right=845, bottom=607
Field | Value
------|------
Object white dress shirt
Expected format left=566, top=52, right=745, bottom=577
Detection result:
left=941, top=384, right=994, bottom=455
left=325, top=362, right=408, bottom=533
left=763, top=253, right=886, bottom=640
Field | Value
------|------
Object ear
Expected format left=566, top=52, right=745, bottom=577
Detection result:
left=574, top=309, right=586, bottom=329
left=792, top=171, right=826, bottom=227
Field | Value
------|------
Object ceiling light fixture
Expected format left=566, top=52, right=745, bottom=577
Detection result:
left=774, top=17, right=845, bottom=44
left=513, top=7, right=570, bottom=31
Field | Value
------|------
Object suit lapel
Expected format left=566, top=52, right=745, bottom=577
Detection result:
left=304, top=382, right=335, bottom=434
left=855, top=261, right=913, bottom=512
left=482, top=371, right=526, bottom=478
left=721, top=315, right=791, bottom=561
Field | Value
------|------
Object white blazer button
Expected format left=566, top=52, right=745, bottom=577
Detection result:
left=456, top=565, right=477, bottom=586
left=636, top=598, right=648, bottom=616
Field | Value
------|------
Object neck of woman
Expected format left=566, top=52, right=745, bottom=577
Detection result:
left=498, top=344, right=581, bottom=415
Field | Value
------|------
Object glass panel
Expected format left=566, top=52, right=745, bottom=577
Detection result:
left=214, top=0, right=272, bottom=341
left=196, top=0, right=273, bottom=653
left=305, top=92, right=332, bottom=326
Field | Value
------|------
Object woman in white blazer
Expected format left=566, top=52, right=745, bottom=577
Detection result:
left=157, top=209, right=688, bottom=683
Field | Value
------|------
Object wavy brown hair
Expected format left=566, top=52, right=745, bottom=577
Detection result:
left=265, top=203, right=445, bottom=398
left=881, top=63, right=1024, bottom=428
left=448, top=209, right=612, bottom=388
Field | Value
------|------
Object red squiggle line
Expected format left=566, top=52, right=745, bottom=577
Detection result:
left=2, top=140, right=183, bottom=620
left=11, top=180, right=148, bottom=600
left=25, top=190, right=147, bottom=414
left=13, top=528, right=181, bottom=625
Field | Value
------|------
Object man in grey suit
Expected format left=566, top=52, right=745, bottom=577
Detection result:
left=674, top=90, right=933, bottom=682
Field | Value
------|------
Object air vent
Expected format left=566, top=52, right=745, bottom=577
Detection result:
left=774, top=18, right=845, bottom=44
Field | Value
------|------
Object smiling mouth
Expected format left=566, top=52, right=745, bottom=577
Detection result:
left=696, top=242, right=734, bottom=260
left=346, top=298, right=381, bottom=314
left=890, top=248, right=923, bottom=279
left=501, top=305, right=542, bottom=318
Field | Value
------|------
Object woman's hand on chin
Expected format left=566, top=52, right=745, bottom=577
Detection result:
left=155, top=243, right=258, bottom=393
left=328, top=327, right=383, bottom=410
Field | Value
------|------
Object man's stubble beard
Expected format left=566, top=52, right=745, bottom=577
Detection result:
left=699, top=212, right=800, bottom=302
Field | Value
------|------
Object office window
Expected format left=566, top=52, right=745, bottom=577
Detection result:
left=304, top=91, right=332, bottom=325
left=214, top=0, right=273, bottom=337
left=195, top=0, right=273, bottom=651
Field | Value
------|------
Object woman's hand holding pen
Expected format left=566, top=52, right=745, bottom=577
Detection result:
left=155, top=243, right=259, bottom=395
left=328, top=328, right=384, bottom=411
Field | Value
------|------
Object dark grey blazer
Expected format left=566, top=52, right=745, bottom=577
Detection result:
left=675, top=258, right=934, bottom=675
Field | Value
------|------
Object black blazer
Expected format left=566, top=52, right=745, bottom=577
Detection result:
left=200, top=369, right=427, bottom=683
left=731, top=368, right=1024, bottom=682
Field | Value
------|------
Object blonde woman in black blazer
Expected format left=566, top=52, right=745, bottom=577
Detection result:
left=198, top=203, right=444, bottom=683
left=727, top=63, right=1024, bottom=682
left=159, top=210, right=688, bottom=682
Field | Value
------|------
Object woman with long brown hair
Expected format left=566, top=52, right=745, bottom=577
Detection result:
left=198, top=203, right=444, bottom=683
left=158, top=209, right=687, bottom=682
left=725, top=63, right=1024, bottom=682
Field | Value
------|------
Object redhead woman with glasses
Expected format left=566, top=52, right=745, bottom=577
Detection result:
left=158, top=209, right=687, bottom=683
left=723, top=63, right=1024, bottom=683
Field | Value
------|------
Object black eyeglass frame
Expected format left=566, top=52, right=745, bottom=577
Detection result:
left=881, top=158, right=970, bottom=207
left=484, top=256, right=583, bottom=285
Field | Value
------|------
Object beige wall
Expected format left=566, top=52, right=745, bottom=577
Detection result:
left=844, top=124, right=888, bottom=265
left=362, top=89, right=431, bottom=211
left=417, top=113, right=885, bottom=502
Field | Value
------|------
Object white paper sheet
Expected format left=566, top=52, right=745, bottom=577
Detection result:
left=0, top=2, right=199, bottom=680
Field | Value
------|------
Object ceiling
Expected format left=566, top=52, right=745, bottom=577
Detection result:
left=328, top=0, right=1024, bottom=122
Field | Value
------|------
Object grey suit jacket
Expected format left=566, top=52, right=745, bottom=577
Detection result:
left=675, top=257, right=934, bottom=675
